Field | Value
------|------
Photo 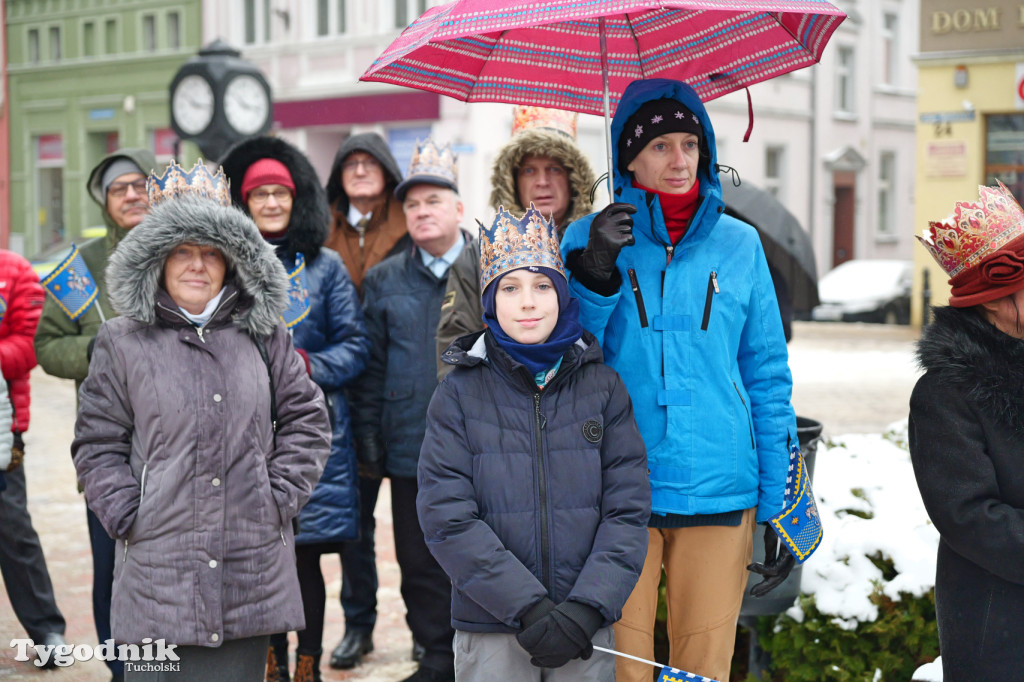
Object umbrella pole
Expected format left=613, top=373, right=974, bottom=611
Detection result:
left=599, top=17, right=613, bottom=201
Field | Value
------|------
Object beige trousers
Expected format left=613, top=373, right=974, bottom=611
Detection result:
left=613, top=510, right=756, bottom=682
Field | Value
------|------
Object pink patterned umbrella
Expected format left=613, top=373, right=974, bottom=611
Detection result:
left=362, top=0, right=845, bottom=192
left=362, top=0, right=844, bottom=114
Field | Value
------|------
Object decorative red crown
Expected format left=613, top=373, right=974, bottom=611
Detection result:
left=918, top=181, right=1024, bottom=278
left=511, top=105, right=578, bottom=140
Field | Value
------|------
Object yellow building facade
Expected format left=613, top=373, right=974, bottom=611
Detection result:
left=913, top=0, right=1024, bottom=325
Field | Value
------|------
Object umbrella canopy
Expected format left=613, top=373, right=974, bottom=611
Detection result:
left=722, top=180, right=819, bottom=313
left=361, top=0, right=846, bottom=116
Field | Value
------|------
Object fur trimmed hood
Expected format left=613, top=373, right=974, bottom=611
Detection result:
left=489, top=129, right=596, bottom=234
left=106, top=196, right=289, bottom=337
left=917, top=305, right=1024, bottom=432
left=219, top=136, right=329, bottom=262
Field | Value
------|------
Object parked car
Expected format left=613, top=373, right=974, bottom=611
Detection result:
left=811, top=259, right=913, bottom=324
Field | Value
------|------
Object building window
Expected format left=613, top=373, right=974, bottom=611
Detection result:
left=317, top=0, right=347, bottom=35
left=765, top=146, right=785, bottom=200
left=835, top=46, right=855, bottom=114
left=27, top=28, right=40, bottom=63
left=143, top=15, right=156, bottom=52
left=877, top=152, right=896, bottom=237
left=49, top=26, right=61, bottom=60
left=881, top=12, right=898, bottom=86
left=105, top=19, right=118, bottom=54
left=244, top=0, right=271, bottom=44
left=168, top=12, right=181, bottom=49
left=395, top=0, right=427, bottom=28
left=985, top=113, right=1024, bottom=204
left=83, top=21, right=95, bottom=57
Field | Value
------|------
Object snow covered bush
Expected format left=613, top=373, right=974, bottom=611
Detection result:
left=755, top=421, right=941, bottom=682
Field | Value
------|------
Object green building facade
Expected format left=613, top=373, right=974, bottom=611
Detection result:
left=5, top=0, right=201, bottom=259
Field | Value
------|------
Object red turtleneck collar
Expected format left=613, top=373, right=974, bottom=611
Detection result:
left=636, top=180, right=701, bottom=244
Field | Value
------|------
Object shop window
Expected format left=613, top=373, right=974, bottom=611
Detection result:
left=985, top=113, right=1024, bottom=203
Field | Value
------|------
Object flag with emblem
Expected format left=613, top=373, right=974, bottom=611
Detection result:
left=768, top=442, right=823, bottom=564
left=656, top=666, right=718, bottom=682
left=41, top=244, right=100, bottom=321
left=0, top=295, right=7, bottom=325
left=281, top=252, right=311, bottom=329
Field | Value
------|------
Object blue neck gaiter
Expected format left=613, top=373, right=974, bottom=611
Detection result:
left=482, top=267, right=583, bottom=376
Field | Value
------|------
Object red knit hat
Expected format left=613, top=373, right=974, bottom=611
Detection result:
left=241, top=158, right=295, bottom=201
left=918, top=182, right=1024, bottom=308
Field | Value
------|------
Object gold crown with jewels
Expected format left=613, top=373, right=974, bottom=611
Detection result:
left=147, top=159, right=231, bottom=208
left=918, top=181, right=1024, bottom=278
left=479, top=204, right=566, bottom=292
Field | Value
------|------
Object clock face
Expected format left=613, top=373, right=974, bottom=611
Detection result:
left=224, top=74, right=270, bottom=136
left=171, top=74, right=214, bottom=136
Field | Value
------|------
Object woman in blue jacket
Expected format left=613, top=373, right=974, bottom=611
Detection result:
left=560, top=78, right=798, bottom=682
left=222, top=137, right=370, bottom=682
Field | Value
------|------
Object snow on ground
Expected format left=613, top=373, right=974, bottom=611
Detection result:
left=792, top=418, right=940, bottom=629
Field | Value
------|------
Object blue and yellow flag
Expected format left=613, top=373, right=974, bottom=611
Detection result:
left=769, top=443, right=823, bottom=564
left=41, top=244, right=99, bottom=321
left=281, top=252, right=311, bottom=330
left=0, top=295, right=7, bottom=325
left=657, top=666, right=719, bottom=682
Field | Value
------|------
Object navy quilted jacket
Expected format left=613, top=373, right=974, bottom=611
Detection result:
left=417, top=330, right=650, bottom=633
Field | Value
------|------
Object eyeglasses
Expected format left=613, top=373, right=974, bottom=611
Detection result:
left=107, top=179, right=147, bottom=198
left=249, top=188, right=293, bottom=204
left=341, top=158, right=381, bottom=173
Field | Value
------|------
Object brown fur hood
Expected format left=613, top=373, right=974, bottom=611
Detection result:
left=489, top=129, right=597, bottom=235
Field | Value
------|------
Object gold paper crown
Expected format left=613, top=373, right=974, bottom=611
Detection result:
left=918, top=181, right=1024, bottom=278
left=511, top=106, right=578, bottom=140
left=479, top=204, right=566, bottom=292
left=406, top=138, right=458, bottom=187
left=147, top=159, right=231, bottom=208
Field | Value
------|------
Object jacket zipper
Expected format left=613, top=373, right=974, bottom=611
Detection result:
left=732, top=381, right=755, bottom=449
left=156, top=290, right=238, bottom=343
left=627, top=269, right=649, bottom=328
left=701, top=271, right=719, bottom=331
left=533, top=393, right=551, bottom=591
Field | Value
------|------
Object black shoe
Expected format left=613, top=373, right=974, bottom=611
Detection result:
left=412, top=638, right=425, bottom=663
left=34, top=633, right=66, bottom=670
left=401, top=666, right=455, bottom=682
left=329, top=630, right=373, bottom=670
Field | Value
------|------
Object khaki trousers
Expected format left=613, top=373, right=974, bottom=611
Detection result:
left=614, top=510, right=755, bottom=682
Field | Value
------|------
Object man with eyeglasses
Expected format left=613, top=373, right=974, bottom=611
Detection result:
left=323, top=133, right=412, bottom=672
left=34, top=147, right=158, bottom=682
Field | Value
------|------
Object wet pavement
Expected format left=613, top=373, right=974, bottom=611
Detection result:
left=0, top=320, right=920, bottom=681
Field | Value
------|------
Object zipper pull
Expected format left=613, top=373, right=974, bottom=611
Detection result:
left=196, top=326, right=206, bottom=343
left=711, top=271, right=719, bottom=294
left=123, top=541, right=129, bottom=562
left=280, top=530, right=287, bottom=546
left=665, top=244, right=675, bottom=266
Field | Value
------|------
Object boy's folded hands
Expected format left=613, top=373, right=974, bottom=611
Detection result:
left=516, top=600, right=604, bottom=669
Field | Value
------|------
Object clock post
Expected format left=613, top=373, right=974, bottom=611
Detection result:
left=168, top=39, right=273, bottom=162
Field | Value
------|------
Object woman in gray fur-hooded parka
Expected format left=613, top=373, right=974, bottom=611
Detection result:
left=72, top=194, right=331, bottom=650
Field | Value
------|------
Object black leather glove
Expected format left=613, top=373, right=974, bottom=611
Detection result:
left=747, top=523, right=796, bottom=597
left=355, top=435, right=385, bottom=480
left=575, top=203, right=637, bottom=282
left=516, top=601, right=603, bottom=669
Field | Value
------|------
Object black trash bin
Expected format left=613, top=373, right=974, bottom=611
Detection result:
left=739, top=416, right=823, bottom=678
left=740, top=416, right=823, bottom=616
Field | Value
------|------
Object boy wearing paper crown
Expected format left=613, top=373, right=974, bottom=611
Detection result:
left=417, top=205, right=650, bottom=681
left=911, top=182, right=1024, bottom=681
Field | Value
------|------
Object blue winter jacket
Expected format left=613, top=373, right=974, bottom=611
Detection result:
left=561, top=79, right=796, bottom=523
left=285, top=248, right=370, bottom=544
left=418, top=330, right=650, bottom=633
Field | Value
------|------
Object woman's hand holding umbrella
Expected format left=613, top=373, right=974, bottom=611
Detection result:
left=576, top=203, right=637, bottom=282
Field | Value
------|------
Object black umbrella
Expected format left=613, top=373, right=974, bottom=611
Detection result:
left=722, top=181, right=820, bottom=314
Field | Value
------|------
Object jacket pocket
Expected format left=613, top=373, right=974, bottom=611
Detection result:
left=627, top=269, right=649, bottom=328
left=732, top=381, right=755, bottom=449
left=701, top=271, right=719, bottom=331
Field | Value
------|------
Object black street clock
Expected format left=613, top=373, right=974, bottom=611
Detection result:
left=169, top=39, right=273, bottom=161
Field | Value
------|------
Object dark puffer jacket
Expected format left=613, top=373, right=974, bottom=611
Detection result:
left=351, top=235, right=470, bottom=479
left=418, top=330, right=650, bottom=633
left=910, top=305, right=1024, bottom=680
left=72, top=195, right=331, bottom=646
left=221, top=136, right=369, bottom=544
